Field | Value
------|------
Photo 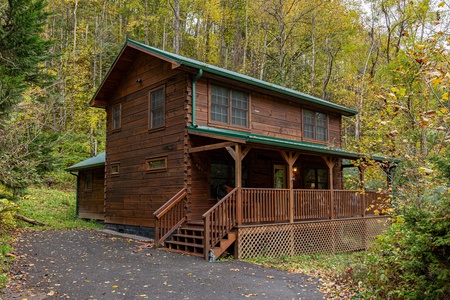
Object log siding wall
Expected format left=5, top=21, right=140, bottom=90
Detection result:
left=104, top=54, right=188, bottom=227
left=77, top=168, right=105, bottom=220
left=194, top=79, right=342, bottom=148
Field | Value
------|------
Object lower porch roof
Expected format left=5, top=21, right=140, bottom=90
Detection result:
left=188, top=125, right=399, bottom=164
left=66, top=152, right=106, bottom=172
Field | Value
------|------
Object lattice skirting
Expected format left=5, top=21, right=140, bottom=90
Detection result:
left=236, top=217, right=389, bottom=259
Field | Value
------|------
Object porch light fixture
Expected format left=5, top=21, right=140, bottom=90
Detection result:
left=293, top=167, right=298, bottom=172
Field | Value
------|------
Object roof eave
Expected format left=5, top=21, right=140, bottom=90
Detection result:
left=125, top=39, right=358, bottom=116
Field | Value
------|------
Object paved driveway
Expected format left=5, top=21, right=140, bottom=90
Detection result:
left=1, top=230, right=324, bottom=299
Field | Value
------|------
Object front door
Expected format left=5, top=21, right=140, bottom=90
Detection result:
left=273, top=164, right=286, bottom=188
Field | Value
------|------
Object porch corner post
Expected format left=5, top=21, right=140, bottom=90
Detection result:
left=235, top=144, right=243, bottom=226
left=359, top=165, right=366, bottom=217
left=204, top=215, right=210, bottom=260
left=154, top=217, right=160, bottom=248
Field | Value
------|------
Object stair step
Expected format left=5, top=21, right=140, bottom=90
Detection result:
left=211, top=230, right=237, bottom=259
left=178, top=227, right=204, bottom=236
left=159, top=248, right=204, bottom=257
left=186, top=221, right=203, bottom=226
left=166, top=240, right=204, bottom=249
left=172, top=233, right=204, bottom=240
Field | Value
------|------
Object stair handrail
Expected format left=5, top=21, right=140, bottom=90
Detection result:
left=202, top=187, right=238, bottom=260
left=153, top=188, right=187, bottom=247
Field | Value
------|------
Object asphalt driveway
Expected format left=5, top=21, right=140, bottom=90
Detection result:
left=1, top=230, right=325, bottom=299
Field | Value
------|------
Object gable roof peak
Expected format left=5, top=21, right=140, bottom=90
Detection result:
left=91, top=39, right=357, bottom=116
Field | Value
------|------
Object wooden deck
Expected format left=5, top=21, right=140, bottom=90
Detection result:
left=155, top=188, right=388, bottom=259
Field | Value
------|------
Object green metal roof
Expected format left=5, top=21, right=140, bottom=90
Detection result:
left=188, top=125, right=399, bottom=163
left=90, top=39, right=357, bottom=116
left=66, top=152, right=105, bottom=172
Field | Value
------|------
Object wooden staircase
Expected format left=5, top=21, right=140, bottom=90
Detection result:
left=163, top=221, right=237, bottom=259
left=164, top=221, right=204, bottom=257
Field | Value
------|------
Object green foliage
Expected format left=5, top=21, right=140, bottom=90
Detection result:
left=353, top=187, right=450, bottom=299
left=0, top=233, right=13, bottom=289
left=0, top=0, right=54, bottom=119
left=0, top=198, right=18, bottom=232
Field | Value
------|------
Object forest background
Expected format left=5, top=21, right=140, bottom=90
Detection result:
left=1, top=0, right=450, bottom=298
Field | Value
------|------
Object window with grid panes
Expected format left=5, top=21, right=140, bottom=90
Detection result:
left=211, top=85, right=248, bottom=127
left=112, top=104, right=121, bottom=130
left=303, top=109, right=328, bottom=142
left=149, top=87, right=164, bottom=129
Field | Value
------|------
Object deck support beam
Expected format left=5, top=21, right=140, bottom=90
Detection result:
left=322, top=156, right=337, bottom=219
left=358, top=165, right=366, bottom=217
left=226, top=143, right=248, bottom=226
left=279, top=151, right=300, bottom=223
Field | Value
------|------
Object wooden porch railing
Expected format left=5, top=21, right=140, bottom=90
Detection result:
left=153, top=188, right=187, bottom=247
left=202, top=188, right=238, bottom=260
left=241, top=188, right=290, bottom=223
left=334, top=190, right=365, bottom=218
left=239, top=188, right=387, bottom=224
left=294, top=189, right=331, bottom=220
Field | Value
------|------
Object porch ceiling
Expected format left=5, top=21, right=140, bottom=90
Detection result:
left=188, top=125, right=399, bottom=164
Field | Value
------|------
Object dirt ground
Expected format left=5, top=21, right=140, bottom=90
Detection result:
left=1, top=229, right=325, bottom=299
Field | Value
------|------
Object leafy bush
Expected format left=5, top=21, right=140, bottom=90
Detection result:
left=353, top=187, right=450, bottom=299
left=0, top=199, right=18, bottom=232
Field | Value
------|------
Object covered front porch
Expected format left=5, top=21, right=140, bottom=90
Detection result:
left=154, top=126, right=395, bottom=260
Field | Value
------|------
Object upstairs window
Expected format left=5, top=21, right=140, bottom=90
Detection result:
left=112, top=104, right=121, bottom=131
left=149, top=87, right=165, bottom=129
left=303, top=109, right=328, bottom=142
left=210, top=85, right=248, bottom=127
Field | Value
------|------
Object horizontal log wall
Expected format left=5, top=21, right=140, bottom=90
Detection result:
left=105, top=54, right=188, bottom=227
left=194, top=78, right=342, bottom=148
left=78, top=168, right=105, bottom=220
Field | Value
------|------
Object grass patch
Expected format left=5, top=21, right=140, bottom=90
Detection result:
left=17, top=187, right=104, bottom=230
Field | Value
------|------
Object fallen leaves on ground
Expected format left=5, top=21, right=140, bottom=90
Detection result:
left=289, top=266, right=357, bottom=299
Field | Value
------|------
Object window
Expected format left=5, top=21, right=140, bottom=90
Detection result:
left=111, top=163, right=120, bottom=176
left=210, top=85, right=248, bottom=127
left=303, top=168, right=328, bottom=189
left=210, top=159, right=248, bottom=198
left=303, top=109, right=328, bottom=141
left=146, top=157, right=167, bottom=172
left=112, top=104, right=121, bottom=130
left=84, top=171, right=93, bottom=190
left=149, top=87, right=165, bottom=129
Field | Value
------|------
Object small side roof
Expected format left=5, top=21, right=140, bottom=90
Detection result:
left=66, top=152, right=105, bottom=172
left=90, top=39, right=357, bottom=116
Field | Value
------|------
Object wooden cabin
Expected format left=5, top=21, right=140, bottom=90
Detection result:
left=66, top=152, right=105, bottom=221
left=83, top=39, right=395, bottom=259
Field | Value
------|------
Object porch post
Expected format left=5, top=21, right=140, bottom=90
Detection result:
left=322, top=156, right=336, bottom=219
left=235, top=144, right=243, bottom=226
left=358, top=165, right=366, bottom=217
left=279, top=151, right=300, bottom=223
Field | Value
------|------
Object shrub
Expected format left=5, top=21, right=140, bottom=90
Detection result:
left=0, top=199, right=18, bottom=232
left=353, top=187, right=450, bottom=299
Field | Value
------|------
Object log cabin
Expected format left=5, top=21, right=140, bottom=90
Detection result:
left=69, top=39, right=397, bottom=260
